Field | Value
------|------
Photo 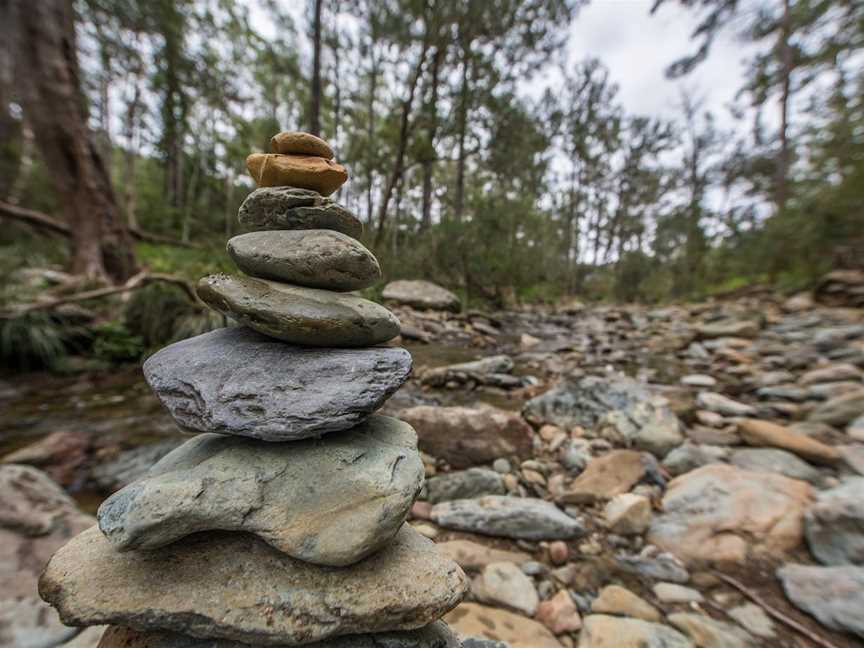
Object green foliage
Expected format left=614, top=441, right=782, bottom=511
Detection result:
left=124, top=283, right=223, bottom=349
left=0, top=312, right=82, bottom=371
left=91, top=321, right=145, bottom=364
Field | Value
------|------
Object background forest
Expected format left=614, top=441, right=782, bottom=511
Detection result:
left=1, top=0, right=863, bottom=369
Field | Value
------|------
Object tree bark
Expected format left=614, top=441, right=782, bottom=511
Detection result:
left=420, top=46, right=444, bottom=231
left=453, top=39, right=472, bottom=224
left=775, top=0, right=793, bottom=213
left=7, top=0, right=137, bottom=282
left=310, top=0, right=323, bottom=136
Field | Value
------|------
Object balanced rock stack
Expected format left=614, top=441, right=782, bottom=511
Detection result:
left=39, top=131, right=469, bottom=647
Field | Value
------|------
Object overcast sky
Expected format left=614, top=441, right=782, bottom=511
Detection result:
left=529, top=0, right=762, bottom=130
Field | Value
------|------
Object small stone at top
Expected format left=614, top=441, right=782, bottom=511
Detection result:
left=271, top=131, right=334, bottom=159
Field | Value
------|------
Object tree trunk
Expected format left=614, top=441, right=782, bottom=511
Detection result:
left=373, top=38, right=430, bottom=246
left=775, top=0, right=793, bottom=213
left=420, top=46, right=444, bottom=231
left=7, top=0, right=137, bottom=282
left=453, top=40, right=471, bottom=224
left=310, top=0, right=323, bottom=137
left=365, top=50, right=379, bottom=225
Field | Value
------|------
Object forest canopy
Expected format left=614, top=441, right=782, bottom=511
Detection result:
left=1, top=0, right=862, bottom=307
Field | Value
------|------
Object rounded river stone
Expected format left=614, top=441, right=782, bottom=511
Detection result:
left=97, top=622, right=461, bottom=647
left=143, top=327, right=412, bottom=441
left=238, top=187, right=363, bottom=239
left=97, top=415, right=423, bottom=567
left=270, top=131, right=334, bottom=159
left=246, top=153, right=347, bottom=196
left=39, top=525, right=468, bottom=646
left=227, top=230, right=381, bottom=291
left=197, top=274, right=400, bottom=347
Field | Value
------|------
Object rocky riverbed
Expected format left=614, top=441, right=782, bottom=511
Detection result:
left=3, top=282, right=864, bottom=647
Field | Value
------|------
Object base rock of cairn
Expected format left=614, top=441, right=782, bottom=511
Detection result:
left=39, top=131, right=469, bottom=646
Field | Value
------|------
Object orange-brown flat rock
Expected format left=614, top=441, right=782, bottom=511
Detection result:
left=270, top=131, right=334, bottom=158
left=246, top=153, right=347, bottom=195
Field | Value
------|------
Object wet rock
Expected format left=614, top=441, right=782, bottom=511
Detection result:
left=1, top=430, right=90, bottom=486
left=648, top=464, right=812, bottom=565
left=437, top=540, right=531, bottom=571
left=426, top=469, right=506, bottom=504
left=578, top=615, right=692, bottom=648
left=736, top=418, right=840, bottom=465
left=227, top=230, right=380, bottom=291
left=92, top=441, right=183, bottom=492
left=605, top=493, right=651, bottom=535
left=97, top=416, right=422, bottom=566
left=536, top=590, right=582, bottom=634
left=431, top=496, right=584, bottom=540
left=662, top=443, right=728, bottom=477
left=198, top=274, right=400, bottom=346
left=238, top=187, right=362, bottom=238
left=382, top=280, right=461, bottom=312
left=652, top=583, right=703, bottom=604
left=809, top=389, right=864, bottom=426
left=777, top=564, right=864, bottom=639
left=727, top=603, right=775, bottom=639
left=0, top=465, right=93, bottom=648
left=246, top=153, right=347, bottom=195
left=805, top=478, right=864, bottom=565
left=97, top=622, right=461, bottom=647
left=472, top=562, right=539, bottom=616
left=445, top=603, right=562, bottom=648
left=523, top=376, right=682, bottom=457
left=729, top=447, right=823, bottom=484
left=270, top=131, right=334, bottom=158
left=557, top=450, right=647, bottom=505
left=591, top=585, right=660, bottom=622
left=667, top=613, right=757, bottom=648
left=40, top=524, right=467, bottom=646
left=695, top=392, right=756, bottom=417
left=144, top=327, right=411, bottom=441
left=400, top=406, right=533, bottom=468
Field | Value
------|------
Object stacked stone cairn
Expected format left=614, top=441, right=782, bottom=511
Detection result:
left=39, top=131, right=469, bottom=647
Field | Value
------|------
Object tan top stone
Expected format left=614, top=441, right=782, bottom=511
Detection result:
left=245, top=153, right=347, bottom=196
left=271, top=131, right=335, bottom=158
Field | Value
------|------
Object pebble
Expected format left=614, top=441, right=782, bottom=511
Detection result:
left=652, top=582, right=704, bottom=603
left=591, top=585, right=660, bottom=622
left=472, top=561, right=539, bottom=616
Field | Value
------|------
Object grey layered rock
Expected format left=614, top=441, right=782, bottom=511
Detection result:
left=198, top=274, right=400, bottom=347
left=97, top=416, right=423, bottom=567
left=40, top=525, right=468, bottom=646
left=238, top=187, right=362, bottom=239
left=430, top=495, right=584, bottom=540
left=777, top=564, right=864, bottom=639
left=382, top=280, right=461, bottom=312
left=96, top=622, right=461, bottom=647
left=522, top=375, right=682, bottom=457
left=143, top=327, right=411, bottom=441
left=426, top=468, right=506, bottom=504
left=805, top=478, right=864, bottom=565
left=227, top=230, right=381, bottom=292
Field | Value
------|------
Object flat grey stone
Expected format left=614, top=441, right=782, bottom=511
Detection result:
left=227, top=230, right=380, bottom=292
left=198, top=274, right=400, bottom=347
left=382, top=280, right=460, bottom=312
left=805, top=478, right=864, bottom=565
left=238, top=187, right=362, bottom=239
left=97, top=415, right=423, bottom=566
left=777, top=563, right=864, bottom=638
left=40, top=525, right=468, bottom=646
left=426, top=468, right=506, bottom=504
left=143, top=327, right=411, bottom=441
left=96, top=622, right=460, bottom=647
left=430, top=495, right=584, bottom=540
left=729, top=448, right=823, bottom=485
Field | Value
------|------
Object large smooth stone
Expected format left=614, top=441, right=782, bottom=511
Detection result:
left=143, top=327, right=411, bottom=441
left=198, top=274, right=400, bottom=347
left=246, top=153, right=347, bottom=195
left=777, top=564, right=864, bottom=638
left=0, top=465, right=94, bottom=648
left=97, top=622, right=460, bottom=647
left=578, top=615, right=693, bottom=648
left=97, top=416, right=423, bottom=566
left=445, top=603, right=562, bottom=648
left=40, top=525, right=468, bottom=646
left=804, top=477, right=864, bottom=566
left=238, top=187, right=362, bottom=239
left=382, top=280, right=461, bottom=312
left=227, top=230, right=380, bottom=291
left=270, top=131, right=334, bottom=159
left=430, top=495, right=584, bottom=540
